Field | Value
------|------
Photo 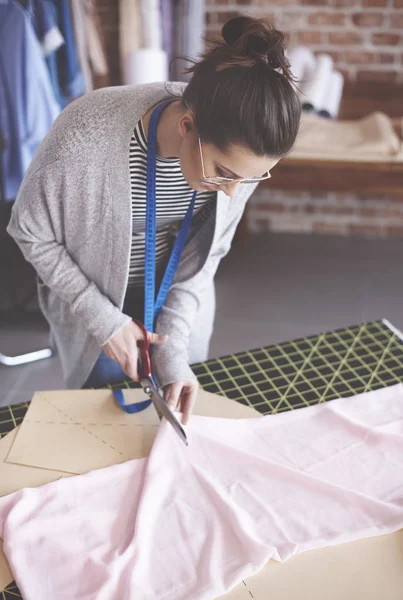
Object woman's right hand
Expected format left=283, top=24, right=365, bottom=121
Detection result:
left=102, top=321, right=167, bottom=381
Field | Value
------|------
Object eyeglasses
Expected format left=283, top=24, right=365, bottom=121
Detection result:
left=198, top=137, right=272, bottom=187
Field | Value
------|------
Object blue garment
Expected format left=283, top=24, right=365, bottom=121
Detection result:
left=160, top=0, right=173, bottom=63
left=15, top=0, right=65, bottom=107
left=43, top=0, right=63, bottom=107
left=19, top=0, right=57, bottom=51
left=48, top=0, right=85, bottom=107
left=18, top=0, right=65, bottom=106
left=172, top=0, right=205, bottom=81
left=0, top=0, right=60, bottom=201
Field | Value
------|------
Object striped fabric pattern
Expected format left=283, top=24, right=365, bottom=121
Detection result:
left=128, top=120, right=216, bottom=286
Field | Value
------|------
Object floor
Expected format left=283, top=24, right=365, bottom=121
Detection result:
left=1, top=231, right=403, bottom=408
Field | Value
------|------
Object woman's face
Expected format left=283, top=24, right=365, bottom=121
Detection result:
left=177, top=111, right=279, bottom=197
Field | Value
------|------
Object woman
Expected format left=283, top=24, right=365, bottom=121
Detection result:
left=7, top=16, right=301, bottom=424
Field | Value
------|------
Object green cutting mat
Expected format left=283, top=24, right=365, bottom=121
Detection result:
left=191, top=318, right=403, bottom=414
left=1, top=319, right=403, bottom=598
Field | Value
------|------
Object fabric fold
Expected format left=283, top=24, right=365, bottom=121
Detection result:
left=1, top=385, right=403, bottom=599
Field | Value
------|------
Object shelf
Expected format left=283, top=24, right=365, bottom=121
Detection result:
left=261, top=81, right=403, bottom=198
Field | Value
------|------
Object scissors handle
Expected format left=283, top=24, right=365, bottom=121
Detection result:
left=112, top=320, right=154, bottom=415
left=133, top=319, right=152, bottom=379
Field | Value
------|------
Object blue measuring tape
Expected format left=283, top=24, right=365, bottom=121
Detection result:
left=115, top=99, right=197, bottom=414
left=145, top=99, right=197, bottom=333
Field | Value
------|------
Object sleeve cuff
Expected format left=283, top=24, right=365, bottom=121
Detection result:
left=151, top=346, right=197, bottom=390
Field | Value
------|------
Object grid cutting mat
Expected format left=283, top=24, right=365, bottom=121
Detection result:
left=191, top=318, right=403, bottom=414
left=1, top=319, right=403, bottom=598
left=1, top=320, right=403, bottom=442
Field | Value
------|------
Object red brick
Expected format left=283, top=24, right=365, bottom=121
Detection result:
left=394, top=0, right=403, bottom=6
left=329, top=31, right=362, bottom=45
left=379, top=53, right=398, bottom=64
left=345, top=51, right=376, bottom=64
left=205, top=27, right=221, bottom=39
left=383, top=208, right=403, bottom=218
left=356, top=69, right=399, bottom=82
left=283, top=31, right=292, bottom=44
left=385, top=226, right=403, bottom=237
left=333, top=0, right=360, bottom=5
left=297, top=30, right=326, bottom=44
left=392, top=14, right=403, bottom=28
left=323, top=50, right=343, bottom=62
left=363, top=0, right=388, bottom=6
left=307, top=12, right=347, bottom=26
left=338, top=67, right=353, bottom=81
left=308, top=205, right=355, bottom=216
left=277, top=12, right=304, bottom=29
left=352, top=12, right=384, bottom=27
left=313, top=221, right=348, bottom=235
left=247, top=0, right=295, bottom=3
left=349, top=223, right=385, bottom=236
left=255, top=219, right=270, bottom=232
left=332, top=207, right=355, bottom=216
left=358, top=207, right=380, bottom=217
left=255, top=203, right=285, bottom=213
left=216, top=11, right=241, bottom=25
left=286, top=205, right=306, bottom=213
left=372, top=33, right=401, bottom=45
left=300, top=0, right=328, bottom=4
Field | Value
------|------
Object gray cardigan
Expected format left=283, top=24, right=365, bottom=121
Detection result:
left=7, top=83, right=256, bottom=389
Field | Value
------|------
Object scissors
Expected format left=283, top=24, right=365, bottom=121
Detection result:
left=132, top=320, right=188, bottom=446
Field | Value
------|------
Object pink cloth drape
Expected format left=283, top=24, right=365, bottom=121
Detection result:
left=1, top=385, right=403, bottom=600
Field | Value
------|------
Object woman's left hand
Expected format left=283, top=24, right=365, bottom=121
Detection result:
left=163, top=380, right=200, bottom=425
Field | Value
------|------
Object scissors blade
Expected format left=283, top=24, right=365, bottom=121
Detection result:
left=141, top=377, right=188, bottom=446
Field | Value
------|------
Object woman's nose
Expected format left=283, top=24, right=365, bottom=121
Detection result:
left=224, top=182, right=241, bottom=197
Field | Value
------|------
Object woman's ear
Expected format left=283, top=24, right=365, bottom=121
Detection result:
left=178, top=113, right=194, bottom=139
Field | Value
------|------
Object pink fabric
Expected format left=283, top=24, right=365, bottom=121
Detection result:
left=1, top=385, right=403, bottom=600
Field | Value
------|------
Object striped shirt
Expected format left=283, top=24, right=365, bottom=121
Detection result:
left=128, top=120, right=216, bottom=287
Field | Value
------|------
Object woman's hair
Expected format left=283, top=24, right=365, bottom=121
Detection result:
left=181, top=15, right=301, bottom=158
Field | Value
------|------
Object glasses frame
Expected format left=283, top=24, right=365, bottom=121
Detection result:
left=197, top=137, right=272, bottom=187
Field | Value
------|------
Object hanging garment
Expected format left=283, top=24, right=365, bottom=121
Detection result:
left=172, top=0, right=205, bottom=81
left=183, top=0, right=205, bottom=75
left=119, top=0, right=142, bottom=85
left=44, top=0, right=85, bottom=108
left=120, top=0, right=142, bottom=56
left=1, top=385, right=402, bottom=600
left=172, top=0, right=185, bottom=81
left=17, top=0, right=64, bottom=56
left=160, top=0, right=173, bottom=65
left=141, top=0, right=163, bottom=49
left=120, top=0, right=167, bottom=86
left=70, top=0, right=108, bottom=93
left=17, top=0, right=65, bottom=107
left=0, top=0, right=60, bottom=201
left=85, top=4, right=108, bottom=78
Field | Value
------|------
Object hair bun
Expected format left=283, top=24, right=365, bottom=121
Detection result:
left=221, top=16, right=292, bottom=77
left=221, top=16, right=254, bottom=46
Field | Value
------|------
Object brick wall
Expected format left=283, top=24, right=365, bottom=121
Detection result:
left=206, top=1, right=403, bottom=238
left=206, top=0, right=403, bottom=84
left=93, top=0, right=403, bottom=238
left=94, top=0, right=403, bottom=86
left=249, top=189, right=403, bottom=238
